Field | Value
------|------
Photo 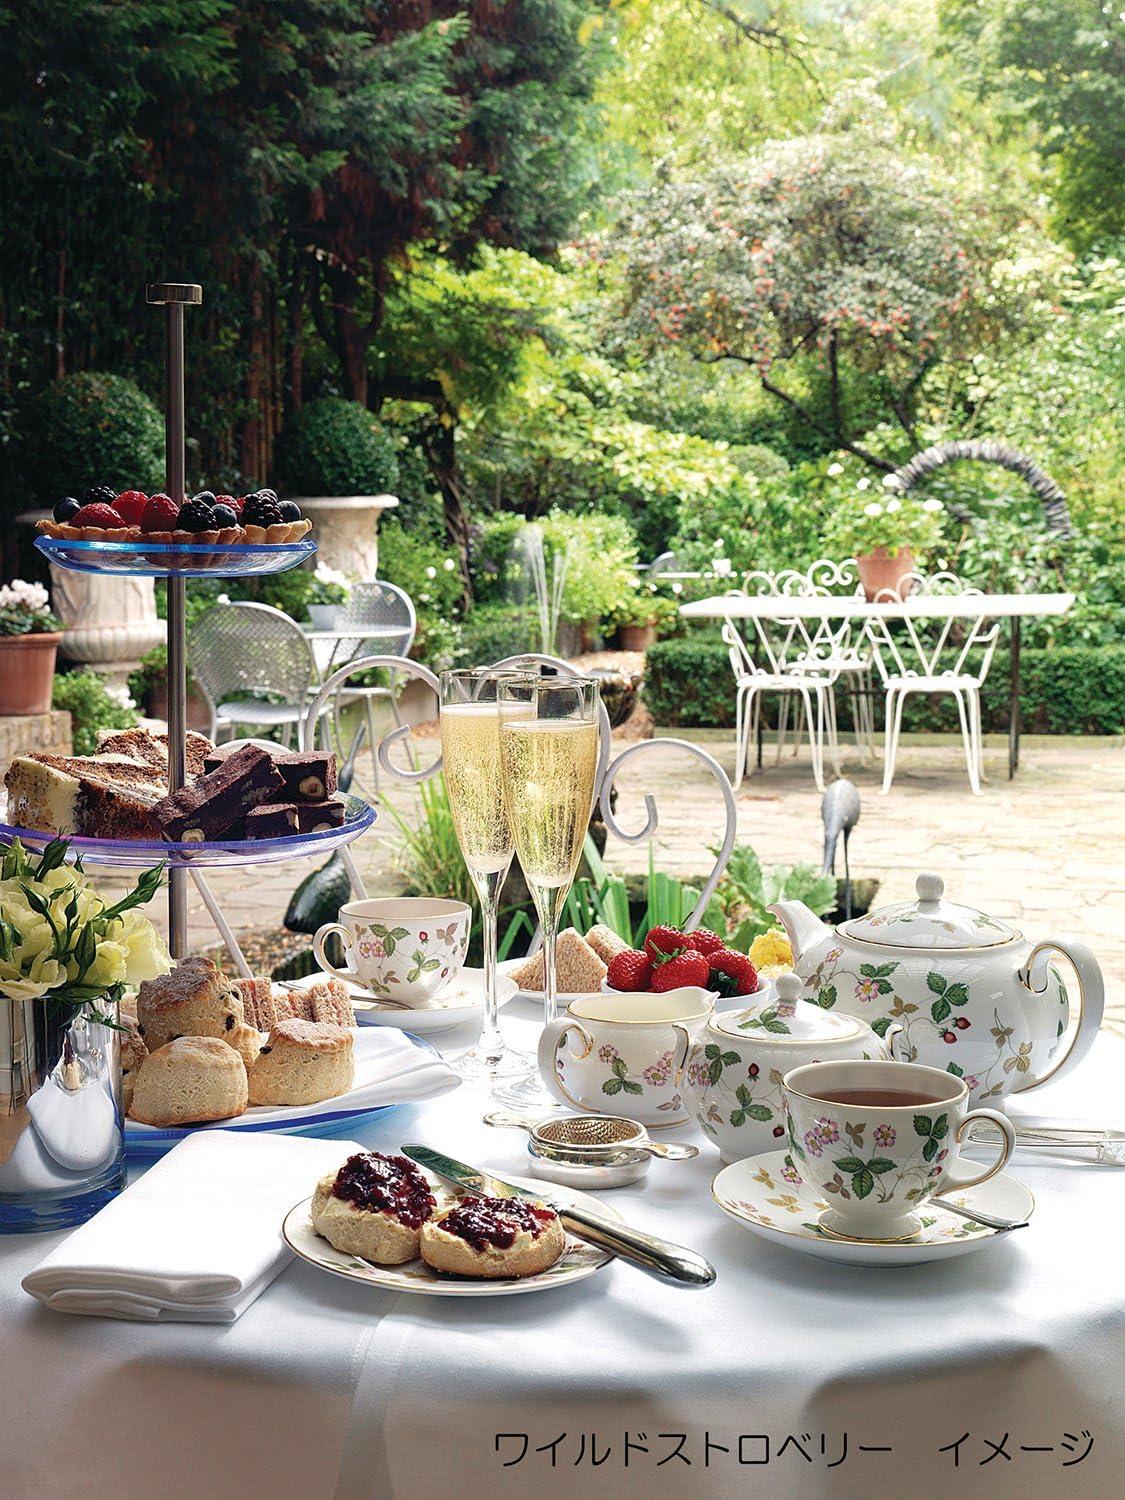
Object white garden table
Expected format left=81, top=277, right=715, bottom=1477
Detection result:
left=679, top=593, right=1075, bottom=778
left=0, top=1001, right=1121, bottom=1500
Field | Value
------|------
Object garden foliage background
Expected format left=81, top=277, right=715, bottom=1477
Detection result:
left=0, top=0, right=1121, bottom=707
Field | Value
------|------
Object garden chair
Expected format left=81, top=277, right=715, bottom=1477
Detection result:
left=779, top=557, right=877, bottom=759
left=863, top=571, right=1001, bottom=795
left=329, top=580, right=417, bottom=793
left=722, top=615, right=837, bottom=793
left=187, top=601, right=331, bottom=748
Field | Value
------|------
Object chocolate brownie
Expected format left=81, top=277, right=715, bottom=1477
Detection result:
left=152, top=744, right=284, bottom=843
left=274, top=751, right=337, bottom=802
left=243, top=803, right=300, bottom=839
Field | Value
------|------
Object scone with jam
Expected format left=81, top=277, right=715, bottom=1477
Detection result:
left=420, top=1194, right=565, bottom=1279
left=311, top=1152, right=437, bottom=1264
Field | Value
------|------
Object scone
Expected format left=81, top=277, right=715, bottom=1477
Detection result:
left=137, top=956, right=244, bottom=1052
left=420, top=1194, right=565, bottom=1279
left=311, top=1151, right=437, bottom=1264
left=227, top=1021, right=263, bottom=1073
left=509, top=929, right=607, bottom=994
left=119, top=1017, right=148, bottom=1114
left=128, top=1036, right=248, bottom=1126
left=247, top=1019, right=354, bottom=1106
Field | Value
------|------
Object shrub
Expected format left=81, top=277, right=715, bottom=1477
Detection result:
left=472, top=511, right=639, bottom=626
left=30, top=372, right=164, bottom=500
left=378, top=518, right=462, bottom=668
left=273, top=398, right=400, bottom=496
left=456, top=603, right=540, bottom=665
left=643, top=637, right=1125, bottom=735
left=52, top=668, right=138, bottom=756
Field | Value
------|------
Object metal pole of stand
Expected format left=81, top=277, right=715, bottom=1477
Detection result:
left=146, top=282, right=202, bottom=959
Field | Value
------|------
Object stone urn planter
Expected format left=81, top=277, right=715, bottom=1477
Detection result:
left=855, top=546, right=915, bottom=602
left=0, top=633, right=62, bottom=715
left=293, top=496, right=399, bottom=580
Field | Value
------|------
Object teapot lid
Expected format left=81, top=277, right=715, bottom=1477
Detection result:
left=715, top=973, right=867, bottom=1043
left=839, top=873, right=1017, bottom=950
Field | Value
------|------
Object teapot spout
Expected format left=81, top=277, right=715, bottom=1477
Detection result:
left=767, top=900, right=831, bottom=964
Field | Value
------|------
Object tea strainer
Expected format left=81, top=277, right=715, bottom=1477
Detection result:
left=484, top=1110, right=698, bottom=1189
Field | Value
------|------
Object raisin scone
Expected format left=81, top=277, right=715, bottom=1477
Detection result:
left=311, top=1152, right=437, bottom=1264
left=128, top=1037, right=248, bottom=1126
left=227, top=1021, right=263, bottom=1073
left=119, top=1018, right=148, bottom=1114
left=247, top=1019, right=354, bottom=1106
left=420, top=1194, right=565, bottom=1279
left=136, top=956, right=244, bottom=1052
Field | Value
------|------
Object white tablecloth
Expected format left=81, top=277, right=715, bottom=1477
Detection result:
left=2, top=1004, right=1121, bottom=1500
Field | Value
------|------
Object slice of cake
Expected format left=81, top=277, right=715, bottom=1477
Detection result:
left=4, top=754, right=167, bottom=839
left=508, top=928, right=607, bottom=994
left=99, top=728, right=214, bottom=778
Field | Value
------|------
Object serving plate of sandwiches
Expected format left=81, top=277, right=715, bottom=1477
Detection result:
left=499, top=924, right=629, bottom=1006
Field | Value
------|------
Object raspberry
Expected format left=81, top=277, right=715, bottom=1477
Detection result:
left=707, top=949, right=759, bottom=998
left=606, top=949, right=654, bottom=992
left=684, top=926, right=724, bottom=955
left=114, top=490, right=149, bottom=526
left=140, top=493, right=181, bottom=532
left=71, top=502, right=126, bottom=529
left=644, top=924, right=689, bottom=959
left=650, top=949, right=710, bottom=991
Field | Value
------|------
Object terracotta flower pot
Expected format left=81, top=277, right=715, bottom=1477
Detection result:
left=855, top=547, right=915, bottom=603
left=618, top=622, right=657, bottom=651
left=0, top=632, right=61, bottom=715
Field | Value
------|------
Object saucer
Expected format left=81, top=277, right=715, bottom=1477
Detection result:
left=711, top=1149, right=1035, bottom=1267
left=289, top=968, right=517, bottom=1034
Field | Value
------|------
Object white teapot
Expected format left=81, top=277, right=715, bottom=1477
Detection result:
left=770, top=872, right=1104, bottom=1108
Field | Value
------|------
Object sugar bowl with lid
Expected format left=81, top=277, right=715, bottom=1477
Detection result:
left=684, top=974, right=899, bottom=1162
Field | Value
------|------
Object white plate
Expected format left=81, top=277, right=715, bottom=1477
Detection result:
left=497, top=957, right=594, bottom=1011
left=289, top=967, right=517, bottom=1034
left=282, top=1172, right=618, bottom=1296
left=125, top=1027, right=455, bottom=1160
left=711, top=1149, right=1035, bottom=1267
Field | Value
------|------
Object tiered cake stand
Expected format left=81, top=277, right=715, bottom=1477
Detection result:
left=5, top=283, right=376, bottom=973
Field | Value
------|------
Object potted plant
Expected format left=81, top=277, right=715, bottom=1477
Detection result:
left=609, top=588, right=678, bottom=651
left=823, top=479, right=945, bottom=600
left=0, top=838, right=169, bottom=1231
left=0, top=580, right=63, bottom=715
left=306, top=564, right=350, bottom=630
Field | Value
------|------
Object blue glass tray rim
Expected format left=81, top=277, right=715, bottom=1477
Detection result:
left=36, top=537, right=316, bottom=556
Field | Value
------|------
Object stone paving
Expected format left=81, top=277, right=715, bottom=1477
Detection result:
left=123, top=733, right=1124, bottom=1036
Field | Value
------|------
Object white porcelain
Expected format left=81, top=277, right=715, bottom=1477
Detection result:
left=313, top=897, right=470, bottom=1003
left=783, top=1058, right=1016, bottom=1241
left=770, top=871, right=1104, bottom=1107
left=684, top=974, right=897, bottom=1162
left=288, top=968, right=515, bottom=1035
left=537, top=989, right=714, bottom=1126
left=712, top=1149, right=1035, bottom=1267
left=282, top=1174, right=617, bottom=1297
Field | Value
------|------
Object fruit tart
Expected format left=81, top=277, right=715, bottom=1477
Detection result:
left=37, top=485, right=312, bottom=546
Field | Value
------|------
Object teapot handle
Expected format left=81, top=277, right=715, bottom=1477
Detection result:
left=1013, top=938, right=1104, bottom=1093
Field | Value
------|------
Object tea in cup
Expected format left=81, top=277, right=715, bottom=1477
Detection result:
left=782, top=1058, right=1016, bottom=1241
left=537, top=988, right=714, bottom=1125
left=313, top=898, right=470, bottom=1004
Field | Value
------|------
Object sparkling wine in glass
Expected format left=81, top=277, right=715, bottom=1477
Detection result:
left=492, top=674, right=600, bottom=1109
left=440, top=669, right=530, bottom=1080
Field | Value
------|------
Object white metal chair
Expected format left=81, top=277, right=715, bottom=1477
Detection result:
left=864, top=571, right=1001, bottom=795
left=780, top=558, right=877, bottom=759
left=329, top=581, right=417, bottom=792
left=722, top=615, right=836, bottom=792
left=187, top=601, right=331, bottom=747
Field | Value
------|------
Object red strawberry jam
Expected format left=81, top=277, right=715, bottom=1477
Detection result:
left=331, top=1152, right=435, bottom=1229
left=438, top=1194, right=557, bottom=1252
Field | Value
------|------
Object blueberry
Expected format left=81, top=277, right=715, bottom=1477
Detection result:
left=277, top=500, right=302, bottom=522
left=53, top=496, right=81, bottom=523
left=212, top=504, right=238, bottom=528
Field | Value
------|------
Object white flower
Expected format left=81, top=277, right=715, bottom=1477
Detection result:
left=882, top=474, right=899, bottom=488
left=442, top=558, right=456, bottom=572
left=0, top=579, right=50, bottom=612
left=885, top=497, right=902, bottom=513
left=923, top=498, right=944, bottom=513
left=671, top=582, right=683, bottom=595
left=425, top=566, right=437, bottom=580
left=863, top=502, right=883, bottom=518
left=827, top=462, right=844, bottom=477
left=105, top=684, right=135, bottom=710
left=856, top=477, right=872, bottom=492
left=314, top=562, right=349, bottom=589
left=712, top=538, right=726, bottom=552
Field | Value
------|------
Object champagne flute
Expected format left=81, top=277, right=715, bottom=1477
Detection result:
left=492, top=673, right=601, bottom=1109
left=440, top=668, right=531, bottom=1080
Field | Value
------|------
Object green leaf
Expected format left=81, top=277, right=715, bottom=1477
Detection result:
left=602, top=1078, right=622, bottom=1096
left=704, top=1044, right=720, bottom=1060
left=383, top=936, right=396, bottom=956
left=870, top=1016, right=892, bottom=1038
left=390, top=927, right=409, bottom=939
left=746, top=1103, right=773, bottom=1121
left=926, top=971, right=947, bottom=995
left=762, top=1017, right=789, bottom=1034
left=721, top=1050, right=740, bottom=1066
left=834, top=1155, right=868, bottom=1174
left=944, top=983, right=969, bottom=1006
left=913, top=1114, right=934, bottom=1137
left=930, top=998, right=951, bottom=1024
left=922, top=1137, right=939, bottom=1162
left=816, top=984, right=837, bottom=1010
left=730, top=1110, right=746, bottom=1128
left=708, top=1059, right=723, bottom=1085
left=946, top=1061, right=964, bottom=1077
left=867, top=1158, right=895, bottom=1174
left=852, top=1169, right=875, bottom=1199
left=931, top=1114, right=950, bottom=1139
left=735, top=1084, right=752, bottom=1107
left=611, top=1056, right=628, bottom=1079
left=621, top=1080, right=644, bottom=1095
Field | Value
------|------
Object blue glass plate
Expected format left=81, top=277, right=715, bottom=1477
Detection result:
left=0, top=794, right=375, bottom=868
left=35, top=535, right=316, bottom=577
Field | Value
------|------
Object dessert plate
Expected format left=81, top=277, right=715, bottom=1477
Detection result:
left=125, top=1028, right=456, bottom=1161
left=282, top=1173, right=618, bottom=1297
left=497, top=957, right=591, bottom=1011
left=711, top=1149, right=1035, bottom=1267
left=289, top=968, right=517, bottom=1034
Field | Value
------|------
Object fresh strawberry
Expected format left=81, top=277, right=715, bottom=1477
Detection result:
left=140, top=493, right=181, bottom=532
left=71, top=502, right=126, bottom=529
left=606, top=949, right=654, bottom=993
left=650, top=948, right=710, bottom=992
left=684, top=926, right=725, bottom=955
left=644, top=924, right=689, bottom=959
left=707, top=949, right=760, bottom=999
left=114, top=490, right=149, bottom=526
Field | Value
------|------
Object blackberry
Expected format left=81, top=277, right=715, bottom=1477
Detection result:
left=84, top=484, right=117, bottom=506
left=277, top=499, right=302, bottom=522
left=257, top=488, right=278, bottom=504
left=53, top=496, right=81, bottom=523
left=192, top=490, right=217, bottom=507
left=241, top=493, right=283, bottom=528
left=177, top=498, right=217, bottom=533
left=211, top=503, right=238, bottom=528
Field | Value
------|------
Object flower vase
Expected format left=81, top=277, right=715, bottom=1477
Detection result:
left=0, top=995, right=125, bottom=1232
left=855, top=547, right=915, bottom=602
left=307, top=604, right=339, bottom=630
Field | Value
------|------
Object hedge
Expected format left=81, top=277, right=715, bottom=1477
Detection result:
left=643, top=637, right=1125, bottom=736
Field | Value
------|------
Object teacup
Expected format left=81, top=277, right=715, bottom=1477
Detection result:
left=537, top=988, right=715, bottom=1126
left=313, top=898, right=471, bottom=1005
left=783, top=1058, right=1016, bottom=1242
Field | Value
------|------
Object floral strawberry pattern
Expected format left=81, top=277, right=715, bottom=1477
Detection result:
left=350, top=916, right=469, bottom=997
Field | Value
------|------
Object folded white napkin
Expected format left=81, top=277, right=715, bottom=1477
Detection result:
left=23, top=1131, right=359, bottom=1323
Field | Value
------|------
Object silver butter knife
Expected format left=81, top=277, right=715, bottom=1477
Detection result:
left=402, top=1145, right=716, bottom=1288
left=966, top=1123, right=1125, bottom=1164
